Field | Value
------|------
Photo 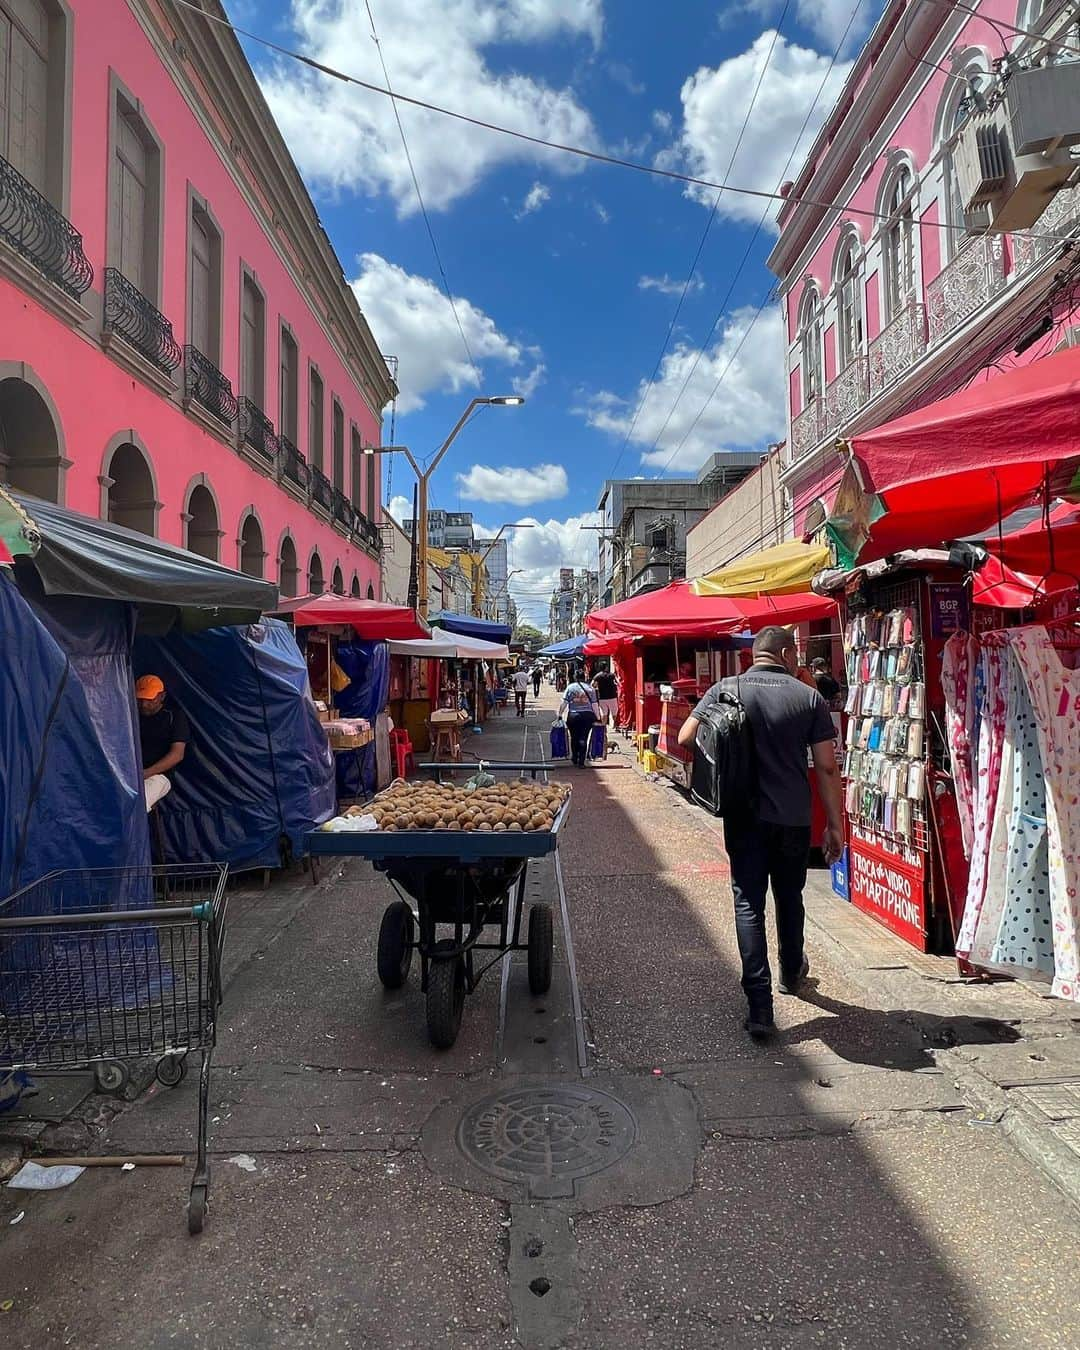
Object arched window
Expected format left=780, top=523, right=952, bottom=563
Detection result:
left=936, top=53, right=992, bottom=258
left=107, top=441, right=156, bottom=536
left=350, top=574, right=361, bottom=597
left=185, top=482, right=219, bottom=561
left=239, top=511, right=264, bottom=578
left=882, top=165, right=916, bottom=321
left=367, top=582, right=375, bottom=601
left=308, top=550, right=324, bottom=595
left=278, top=533, right=299, bottom=598
left=834, top=234, right=863, bottom=370
left=798, top=285, right=824, bottom=405
left=331, top=563, right=344, bottom=596
left=0, top=375, right=63, bottom=502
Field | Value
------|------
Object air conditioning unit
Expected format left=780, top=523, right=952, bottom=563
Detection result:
left=954, top=67, right=1079, bottom=234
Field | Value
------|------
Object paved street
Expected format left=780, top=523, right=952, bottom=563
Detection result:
left=1, top=685, right=1078, bottom=1349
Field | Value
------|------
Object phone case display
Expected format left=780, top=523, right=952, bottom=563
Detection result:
left=842, top=606, right=928, bottom=850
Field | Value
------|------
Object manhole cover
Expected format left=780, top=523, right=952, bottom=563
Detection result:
left=458, top=1086, right=636, bottom=1192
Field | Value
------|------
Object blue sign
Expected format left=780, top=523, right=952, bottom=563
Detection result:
left=831, top=847, right=850, bottom=901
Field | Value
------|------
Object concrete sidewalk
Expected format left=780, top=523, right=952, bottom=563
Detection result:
left=1, top=684, right=1078, bottom=1349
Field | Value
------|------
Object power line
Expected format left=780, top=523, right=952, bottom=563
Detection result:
left=647, top=0, right=868, bottom=477
left=170, top=0, right=1080, bottom=246
left=362, top=0, right=480, bottom=390
left=604, top=5, right=793, bottom=483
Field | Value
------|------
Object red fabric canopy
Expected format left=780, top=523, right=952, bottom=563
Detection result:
left=969, top=554, right=1072, bottom=608
left=984, top=503, right=1080, bottom=581
left=851, top=347, right=1080, bottom=559
left=273, top=593, right=430, bottom=639
left=586, top=581, right=835, bottom=640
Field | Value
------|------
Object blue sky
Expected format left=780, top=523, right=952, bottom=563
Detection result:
left=237, top=0, right=878, bottom=622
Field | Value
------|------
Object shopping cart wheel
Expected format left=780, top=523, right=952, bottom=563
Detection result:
left=426, top=941, right=465, bottom=1049
left=93, top=1061, right=130, bottom=1095
left=155, top=1054, right=187, bottom=1088
left=528, top=904, right=554, bottom=995
left=188, top=1183, right=207, bottom=1235
left=377, top=901, right=415, bottom=989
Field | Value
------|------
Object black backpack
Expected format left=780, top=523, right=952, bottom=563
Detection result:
left=690, top=686, right=758, bottom=818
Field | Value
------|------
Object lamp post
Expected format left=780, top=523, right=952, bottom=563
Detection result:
left=471, top=522, right=535, bottom=618
left=366, top=396, right=524, bottom=617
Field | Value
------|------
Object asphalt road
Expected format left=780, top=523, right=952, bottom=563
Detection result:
left=1, top=685, right=1077, bottom=1349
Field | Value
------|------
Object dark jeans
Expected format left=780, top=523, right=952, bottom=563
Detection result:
left=533, top=678, right=541, bottom=696
left=515, top=690, right=526, bottom=716
left=723, top=818, right=811, bottom=1011
left=567, top=710, right=596, bottom=765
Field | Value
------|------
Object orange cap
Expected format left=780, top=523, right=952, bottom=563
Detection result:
left=135, top=675, right=165, bottom=699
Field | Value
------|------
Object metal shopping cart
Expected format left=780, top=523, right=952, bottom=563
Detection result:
left=0, top=865, right=228, bottom=1234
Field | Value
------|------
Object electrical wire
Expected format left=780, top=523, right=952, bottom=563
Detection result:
left=169, top=0, right=1080, bottom=245
left=362, top=0, right=480, bottom=390
left=646, top=0, right=868, bottom=476
left=604, top=5, right=793, bottom=482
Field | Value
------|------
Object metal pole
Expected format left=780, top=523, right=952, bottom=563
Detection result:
left=406, top=482, right=419, bottom=611
left=417, top=474, right=430, bottom=617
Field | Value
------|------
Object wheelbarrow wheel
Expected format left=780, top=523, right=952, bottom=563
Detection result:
left=377, top=900, right=415, bottom=989
left=528, top=904, right=554, bottom=995
left=426, top=940, right=465, bottom=1049
left=188, top=1183, right=208, bottom=1235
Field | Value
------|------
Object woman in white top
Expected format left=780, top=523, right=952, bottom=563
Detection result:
left=559, top=678, right=599, bottom=767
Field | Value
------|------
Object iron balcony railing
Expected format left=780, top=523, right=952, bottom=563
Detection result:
left=103, top=269, right=182, bottom=374
left=332, top=487, right=356, bottom=532
left=353, top=512, right=382, bottom=554
left=279, top=436, right=311, bottom=492
left=823, top=354, right=869, bottom=437
left=0, top=153, right=93, bottom=300
left=789, top=396, right=824, bottom=462
left=868, top=299, right=927, bottom=398
left=310, top=467, right=334, bottom=514
left=238, top=397, right=280, bottom=468
left=184, top=346, right=237, bottom=427
left=927, top=236, right=1006, bottom=345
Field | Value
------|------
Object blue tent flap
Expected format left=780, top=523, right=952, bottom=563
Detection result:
left=134, top=619, right=335, bottom=870
left=538, top=634, right=589, bottom=657
left=429, top=611, right=512, bottom=643
left=0, top=572, right=148, bottom=896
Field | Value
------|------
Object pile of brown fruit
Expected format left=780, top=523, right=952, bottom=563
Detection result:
left=356, top=779, right=571, bottom=833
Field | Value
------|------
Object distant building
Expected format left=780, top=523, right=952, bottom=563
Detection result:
left=477, top=535, right=510, bottom=625
left=572, top=569, right=598, bottom=632
left=404, top=509, right=476, bottom=550
left=597, top=454, right=761, bottom=605
left=685, top=447, right=785, bottom=579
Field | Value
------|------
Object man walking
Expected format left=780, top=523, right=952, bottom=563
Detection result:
left=512, top=665, right=530, bottom=717
left=678, top=627, right=844, bottom=1039
left=532, top=663, right=543, bottom=698
left=592, top=663, right=619, bottom=728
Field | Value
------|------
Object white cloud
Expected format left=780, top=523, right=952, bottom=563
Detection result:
left=743, top=0, right=876, bottom=54
left=517, top=182, right=551, bottom=218
left=485, top=511, right=601, bottom=625
left=350, top=253, right=524, bottom=413
left=652, top=108, right=673, bottom=133
left=580, top=304, right=786, bottom=471
left=667, top=32, right=852, bottom=227
left=513, top=362, right=546, bottom=399
left=457, top=462, right=568, bottom=505
left=260, top=0, right=602, bottom=215
left=639, top=273, right=704, bottom=297
left=387, top=494, right=413, bottom=525
left=593, top=202, right=611, bottom=224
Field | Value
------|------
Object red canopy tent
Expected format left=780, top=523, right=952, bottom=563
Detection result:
left=983, top=502, right=1080, bottom=581
left=586, top=581, right=835, bottom=640
left=272, top=593, right=430, bottom=640
left=850, top=345, right=1080, bottom=560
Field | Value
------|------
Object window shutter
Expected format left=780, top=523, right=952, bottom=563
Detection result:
left=190, top=213, right=212, bottom=357
left=2, top=3, right=49, bottom=193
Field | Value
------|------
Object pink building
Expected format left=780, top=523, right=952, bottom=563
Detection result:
left=769, top=0, right=1080, bottom=538
left=0, top=0, right=394, bottom=598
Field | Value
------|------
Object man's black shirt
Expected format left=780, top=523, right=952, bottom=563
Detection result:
left=139, top=703, right=190, bottom=770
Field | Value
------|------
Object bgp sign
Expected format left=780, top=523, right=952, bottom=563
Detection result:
left=848, top=830, right=928, bottom=950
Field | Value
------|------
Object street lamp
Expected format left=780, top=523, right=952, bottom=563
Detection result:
left=364, top=396, right=526, bottom=616
left=471, top=522, right=535, bottom=617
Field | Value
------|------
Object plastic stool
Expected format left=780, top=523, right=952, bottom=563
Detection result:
left=389, top=728, right=415, bottom=780
left=634, top=733, right=650, bottom=763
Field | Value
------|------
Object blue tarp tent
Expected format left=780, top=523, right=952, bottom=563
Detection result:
left=429, top=611, right=512, bottom=643
left=135, top=620, right=336, bottom=870
left=538, top=634, right=589, bottom=657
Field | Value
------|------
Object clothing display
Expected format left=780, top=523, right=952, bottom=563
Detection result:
left=842, top=606, right=926, bottom=846
left=954, top=624, right=1080, bottom=1003
left=940, top=633, right=976, bottom=857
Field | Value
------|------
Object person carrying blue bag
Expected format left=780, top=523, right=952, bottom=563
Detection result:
left=559, top=677, right=599, bottom=768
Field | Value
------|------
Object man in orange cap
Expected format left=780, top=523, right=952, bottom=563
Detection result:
left=136, top=675, right=190, bottom=809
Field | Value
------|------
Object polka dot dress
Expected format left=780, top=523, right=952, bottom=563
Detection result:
left=991, top=664, right=1054, bottom=976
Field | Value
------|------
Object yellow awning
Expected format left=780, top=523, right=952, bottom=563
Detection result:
left=691, top=540, right=832, bottom=597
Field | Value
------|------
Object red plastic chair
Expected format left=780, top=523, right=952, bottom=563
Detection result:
left=389, top=728, right=416, bottom=780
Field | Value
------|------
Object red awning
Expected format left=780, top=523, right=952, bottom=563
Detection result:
left=850, top=347, right=1080, bottom=558
left=984, top=503, right=1080, bottom=582
left=272, top=593, right=430, bottom=639
left=586, top=581, right=835, bottom=640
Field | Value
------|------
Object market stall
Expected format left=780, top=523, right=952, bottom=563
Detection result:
left=388, top=632, right=511, bottom=755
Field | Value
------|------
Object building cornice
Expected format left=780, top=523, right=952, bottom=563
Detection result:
left=131, top=0, right=397, bottom=416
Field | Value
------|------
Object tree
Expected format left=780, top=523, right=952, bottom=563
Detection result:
left=514, top=622, right=545, bottom=647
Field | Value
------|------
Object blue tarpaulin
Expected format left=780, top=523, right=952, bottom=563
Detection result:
left=0, top=571, right=148, bottom=897
left=429, top=611, right=512, bottom=643
left=134, top=620, right=335, bottom=870
left=538, top=634, right=589, bottom=657
left=303, top=637, right=389, bottom=801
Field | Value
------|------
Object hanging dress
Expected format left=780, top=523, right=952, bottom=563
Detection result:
left=1010, top=626, right=1080, bottom=1003
left=988, top=646, right=1054, bottom=976
left=941, top=632, right=976, bottom=857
